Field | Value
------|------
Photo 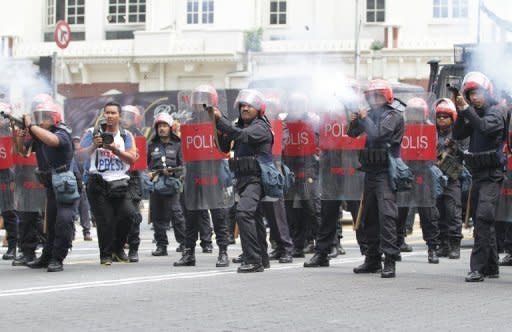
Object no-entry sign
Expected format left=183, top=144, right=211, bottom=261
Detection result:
left=54, top=20, right=71, bottom=49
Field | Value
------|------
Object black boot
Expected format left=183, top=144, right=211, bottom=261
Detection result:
left=268, top=249, right=281, bottom=260
left=328, top=245, right=340, bottom=259
left=303, top=241, right=315, bottom=254
left=176, top=243, right=185, bottom=253
left=2, top=246, right=16, bottom=260
left=128, top=248, right=139, bottom=263
left=232, top=253, right=243, bottom=263
left=354, top=256, right=382, bottom=274
left=399, top=242, right=413, bottom=252
left=437, top=239, right=450, bottom=257
left=292, top=248, right=305, bottom=258
left=47, top=259, right=63, bottom=272
left=278, top=252, right=293, bottom=264
left=112, top=249, right=129, bottom=263
left=465, top=271, right=484, bottom=282
left=428, top=248, right=439, bottom=264
left=303, top=252, right=330, bottom=267
left=27, top=256, right=50, bottom=269
left=173, top=248, right=196, bottom=266
left=152, top=246, right=168, bottom=256
left=381, top=256, right=396, bottom=278
left=237, top=262, right=264, bottom=273
left=448, top=239, right=460, bottom=259
left=216, top=248, right=229, bottom=267
left=12, top=252, right=35, bottom=267
left=499, top=253, right=512, bottom=266
left=338, top=243, right=346, bottom=255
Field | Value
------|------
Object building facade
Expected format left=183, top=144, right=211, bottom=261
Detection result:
left=0, top=0, right=510, bottom=97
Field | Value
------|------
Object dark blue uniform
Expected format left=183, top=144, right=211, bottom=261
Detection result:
left=217, top=116, right=273, bottom=271
left=454, top=102, right=505, bottom=279
left=30, top=126, right=78, bottom=269
left=348, top=101, right=404, bottom=275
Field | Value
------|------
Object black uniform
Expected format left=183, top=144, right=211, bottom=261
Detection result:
left=453, top=102, right=505, bottom=279
left=29, top=125, right=78, bottom=270
left=282, top=113, right=321, bottom=256
left=148, top=134, right=186, bottom=251
left=436, top=129, right=468, bottom=257
left=217, top=116, right=273, bottom=271
left=347, top=101, right=405, bottom=274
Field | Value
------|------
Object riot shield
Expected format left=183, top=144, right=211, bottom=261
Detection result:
left=178, top=89, right=234, bottom=210
left=13, top=152, right=46, bottom=213
left=318, top=97, right=366, bottom=200
left=0, top=127, right=15, bottom=213
left=130, top=136, right=147, bottom=171
left=397, top=98, right=438, bottom=207
left=282, top=109, right=319, bottom=201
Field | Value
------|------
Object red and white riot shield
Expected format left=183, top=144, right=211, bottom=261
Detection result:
left=130, top=136, right=147, bottom=171
left=0, top=128, right=15, bottom=212
left=319, top=104, right=366, bottom=201
left=397, top=98, right=438, bottom=207
left=178, top=89, right=234, bottom=210
left=282, top=115, right=319, bottom=200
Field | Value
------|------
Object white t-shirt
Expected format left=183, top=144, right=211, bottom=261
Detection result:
left=86, top=129, right=131, bottom=182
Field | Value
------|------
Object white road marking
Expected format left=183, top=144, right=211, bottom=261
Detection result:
left=0, top=252, right=425, bottom=298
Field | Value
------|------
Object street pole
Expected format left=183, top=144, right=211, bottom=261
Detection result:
left=477, top=0, right=481, bottom=44
left=354, top=0, right=361, bottom=79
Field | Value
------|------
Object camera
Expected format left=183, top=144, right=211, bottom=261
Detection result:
left=101, top=132, right=114, bottom=145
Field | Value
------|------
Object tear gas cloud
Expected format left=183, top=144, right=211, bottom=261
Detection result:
left=0, top=56, right=52, bottom=116
left=472, top=44, right=512, bottom=99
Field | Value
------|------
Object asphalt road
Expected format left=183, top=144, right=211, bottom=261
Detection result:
left=0, top=217, right=510, bottom=332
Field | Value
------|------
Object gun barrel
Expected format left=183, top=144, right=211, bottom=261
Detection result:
left=0, top=111, right=25, bottom=129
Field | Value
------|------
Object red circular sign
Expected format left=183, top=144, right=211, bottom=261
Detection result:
left=54, top=20, right=71, bottom=49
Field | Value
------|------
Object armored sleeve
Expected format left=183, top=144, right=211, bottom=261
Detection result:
left=463, top=105, right=504, bottom=137
left=347, top=119, right=364, bottom=138
left=216, top=117, right=271, bottom=144
left=452, top=111, right=472, bottom=140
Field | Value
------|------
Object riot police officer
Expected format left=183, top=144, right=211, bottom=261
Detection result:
left=146, top=112, right=186, bottom=258
left=15, top=100, right=79, bottom=272
left=453, top=72, right=506, bottom=282
left=434, top=98, right=467, bottom=259
left=347, top=79, right=405, bottom=278
left=215, top=89, right=273, bottom=273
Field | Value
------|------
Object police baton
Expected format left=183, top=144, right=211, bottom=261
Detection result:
left=353, top=191, right=364, bottom=231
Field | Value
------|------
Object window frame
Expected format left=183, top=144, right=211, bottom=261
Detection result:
left=106, top=0, right=146, bottom=26
left=365, top=0, right=385, bottom=24
left=186, top=0, right=215, bottom=25
left=46, top=0, right=86, bottom=27
left=269, top=0, right=287, bottom=26
left=432, top=0, right=469, bottom=19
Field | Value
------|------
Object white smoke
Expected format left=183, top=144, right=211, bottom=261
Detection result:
left=0, top=56, right=52, bottom=117
left=472, top=44, right=512, bottom=99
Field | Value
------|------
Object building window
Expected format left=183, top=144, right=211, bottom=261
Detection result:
left=47, top=0, right=85, bottom=25
left=452, top=0, right=468, bottom=18
left=202, top=0, right=214, bottom=24
left=187, top=0, right=214, bottom=24
left=433, top=0, right=449, bottom=18
left=107, top=0, right=146, bottom=24
left=187, top=0, right=198, bottom=24
left=366, top=0, right=385, bottom=23
left=270, top=0, right=286, bottom=25
left=433, top=0, right=468, bottom=19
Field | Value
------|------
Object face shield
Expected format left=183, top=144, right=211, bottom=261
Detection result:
left=33, top=110, right=56, bottom=126
left=190, top=91, right=215, bottom=108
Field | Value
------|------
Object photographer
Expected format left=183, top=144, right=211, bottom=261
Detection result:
left=79, top=101, right=136, bottom=265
